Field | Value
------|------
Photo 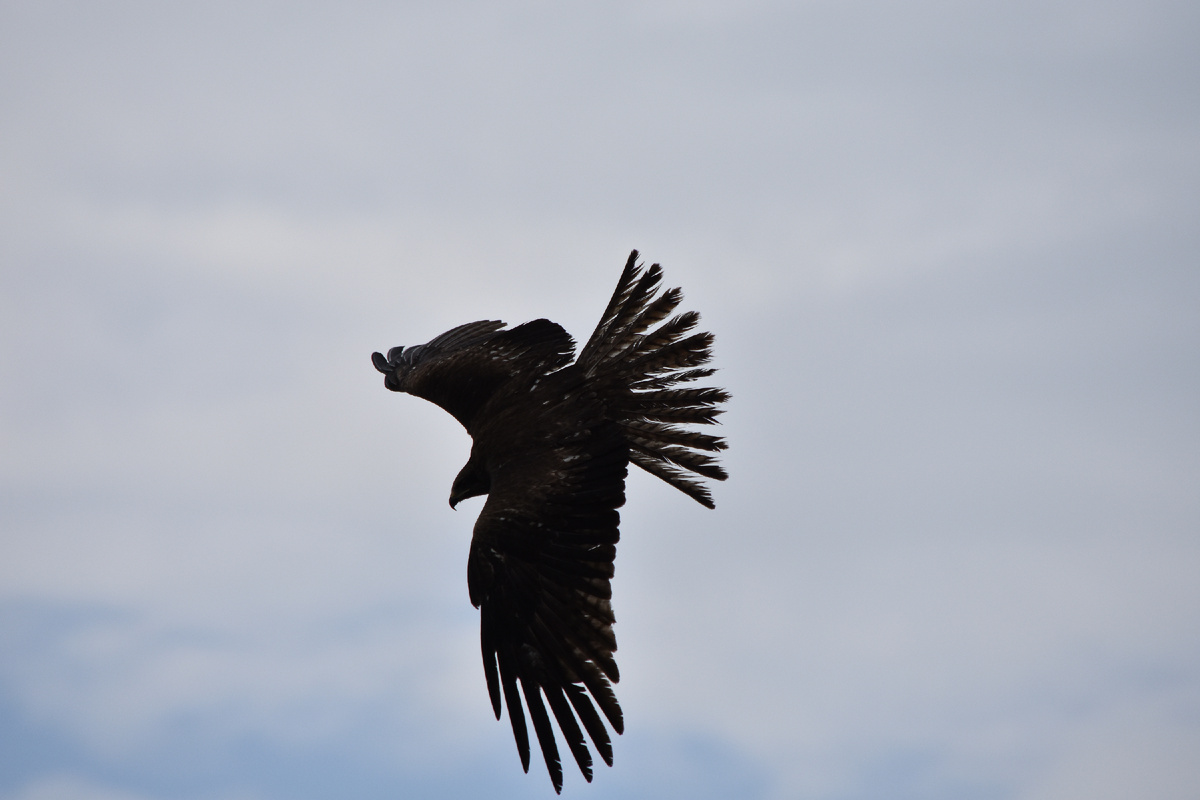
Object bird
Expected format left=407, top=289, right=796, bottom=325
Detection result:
left=371, top=251, right=729, bottom=792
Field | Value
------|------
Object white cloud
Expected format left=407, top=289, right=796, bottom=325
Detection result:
left=3, top=775, right=267, bottom=800
left=4, top=775, right=157, bottom=800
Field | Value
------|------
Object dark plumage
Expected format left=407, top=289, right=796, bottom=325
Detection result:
left=371, top=251, right=728, bottom=792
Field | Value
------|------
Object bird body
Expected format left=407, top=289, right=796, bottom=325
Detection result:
left=372, top=251, right=728, bottom=792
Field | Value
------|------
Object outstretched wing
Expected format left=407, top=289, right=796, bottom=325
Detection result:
left=372, top=319, right=576, bottom=431
left=371, top=251, right=727, bottom=792
left=465, top=379, right=627, bottom=794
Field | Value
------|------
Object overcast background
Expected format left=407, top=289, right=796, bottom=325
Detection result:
left=2, top=1, right=1198, bottom=799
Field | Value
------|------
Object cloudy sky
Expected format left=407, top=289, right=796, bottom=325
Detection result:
left=2, top=1, right=1198, bottom=798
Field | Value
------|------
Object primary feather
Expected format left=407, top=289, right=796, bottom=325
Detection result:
left=372, top=250, right=728, bottom=792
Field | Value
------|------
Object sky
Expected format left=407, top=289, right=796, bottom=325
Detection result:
left=2, top=1, right=1198, bottom=798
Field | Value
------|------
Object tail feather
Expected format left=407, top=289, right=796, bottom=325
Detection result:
left=584, top=253, right=642, bottom=353
left=627, top=451, right=717, bottom=509
left=617, top=287, right=683, bottom=346
left=630, top=367, right=716, bottom=391
left=629, top=406, right=725, bottom=426
left=579, top=255, right=664, bottom=374
left=580, top=252, right=729, bottom=507
left=628, top=331, right=715, bottom=375
left=619, top=311, right=699, bottom=365
left=627, top=387, right=730, bottom=416
left=627, top=436, right=728, bottom=481
left=621, top=419, right=727, bottom=455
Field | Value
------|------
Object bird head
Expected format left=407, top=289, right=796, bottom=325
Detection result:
left=449, top=455, right=490, bottom=509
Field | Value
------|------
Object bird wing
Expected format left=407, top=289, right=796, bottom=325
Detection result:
left=465, top=377, right=627, bottom=793
left=372, top=319, right=576, bottom=431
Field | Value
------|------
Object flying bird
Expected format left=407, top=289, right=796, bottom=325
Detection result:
left=371, top=251, right=728, bottom=792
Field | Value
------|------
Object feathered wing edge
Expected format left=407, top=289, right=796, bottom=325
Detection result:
left=470, top=425, right=628, bottom=793
left=373, top=319, right=577, bottom=431
left=577, top=251, right=730, bottom=507
left=479, top=566, right=625, bottom=794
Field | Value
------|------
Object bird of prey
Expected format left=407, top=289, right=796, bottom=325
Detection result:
left=371, top=251, right=728, bottom=792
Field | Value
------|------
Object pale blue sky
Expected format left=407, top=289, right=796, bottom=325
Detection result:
left=2, top=1, right=1198, bottom=798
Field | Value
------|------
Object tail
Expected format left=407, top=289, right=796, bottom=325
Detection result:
left=577, top=251, right=729, bottom=508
